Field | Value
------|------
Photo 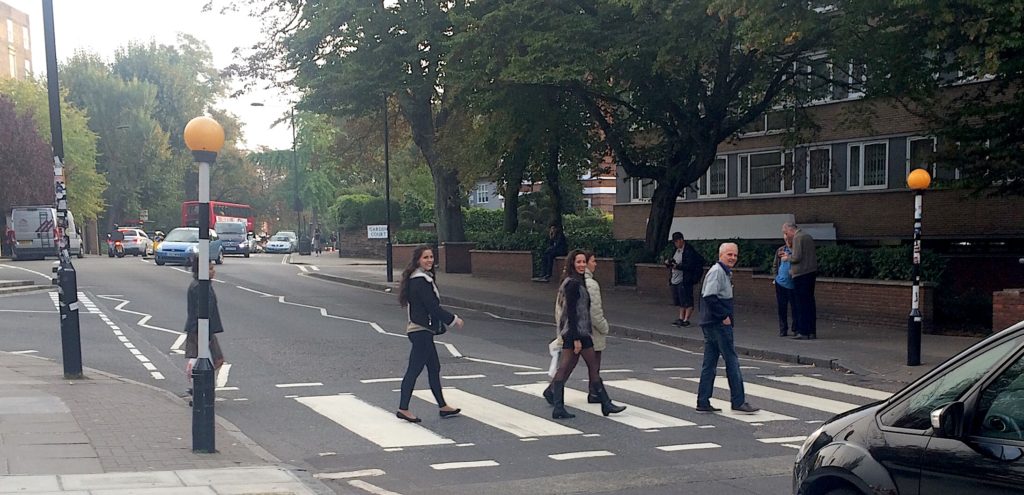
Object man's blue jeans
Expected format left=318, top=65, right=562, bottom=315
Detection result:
left=697, top=323, right=746, bottom=409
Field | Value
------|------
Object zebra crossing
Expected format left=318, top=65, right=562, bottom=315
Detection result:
left=287, top=372, right=892, bottom=454
left=47, top=291, right=102, bottom=313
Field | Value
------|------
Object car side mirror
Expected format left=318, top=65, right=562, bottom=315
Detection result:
left=931, top=401, right=965, bottom=438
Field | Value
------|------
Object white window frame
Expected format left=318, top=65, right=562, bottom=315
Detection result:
left=473, top=183, right=490, bottom=204
left=844, top=61, right=867, bottom=99
left=908, top=135, right=961, bottom=181
left=698, top=156, right=728, bottom=198
left=847, top=141, right=889, bottom=190
left=738, top=150, right=794, bottom=196
left=805, top=146, right=832, bottom=193
left=22, top=26, right=29, bottom=50
left=628, top=177, right=656, bottom=202
left=801, top=53, right=834, bottom=105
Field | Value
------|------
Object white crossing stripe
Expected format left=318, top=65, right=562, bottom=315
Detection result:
left=508, top=382, right=695, bottom=430
left=276, top=382, right=323, bottom=388
left=314, top=469, right=385, bottom=480
left=657, top=442, right=721, bottom=452
left=757, top=436, right=807, bottom=444
left=413, top=388, right=580, bottom=438
left=549, top=450, right=615, bottom=460
left=348, top=480, right=403, bottom=495
left=652, top=367, right=695, bottom=372
left=430, top=460, right=499, bottom=471
left=682, top=377, right=860, bottom=414
left=296, top=395, right=455, bottom=448
left=760, top=375, right=892, bottom=401
left=604, top=379, right=796, bottom=423
left=216, top=364, right=232, bottom=388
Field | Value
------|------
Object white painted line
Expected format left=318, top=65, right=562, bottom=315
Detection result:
left=123, top=342, right=135, bottom=349
left=383, top=447, right=403, bottom=452
left=508, top=382, right=695, bottom=430
left=117, top=336, right=130, bottom=343
left=779, top=364, right=817, bottom=368
left=232, top=398, right=248, bottom=401
left=653, top=367, right=695, bottom=372
left=520, top=438, right=538, bottom=442
left=315, top=469, right=386, bottom=480
left=482, top=311, right=549, bottom=325
left=582, top=433, right=601, bottom=437
left=281, top=255, right=289, bottom=264
left=97, top=295, right=184, bottom=335
left=0, top=310, right=57, bottom=313
left=463, top=357, right=540, bottom=370
left=150, top=372, right=165, bottom=380
left=0, top=264, right=50, bottom=280
left=298, top=265, right=309, bottom=273
left=600, top=369, right=634, bottom=373
left=171, top=334, right=187, bottom=352
left=604, top=379, right=796, bottom=423
left=369, top=323, right=388, bottom=335
left=681, top=377, right=860, bottom=414
left=549, top=450, right=615, bottom=461
left=134, top=354, right=150, bottom=363
left=361, top=378, right=403, bottom=384
left=718, top=366, right=759, bottom=370
left=514, top=371, right=553, bottom=376
left=284, top=395, right=299, bottom=398
left=414, top=388, right=581, bottom=438
left=112, top=330, right=123, bottom=336
left=348, top=479, right=404, bottom=495
left=760, top=375, right=892, bottom=401
left=657, top=442, right=721, bottom=452
left=10, top=350, right=38, bottom=354
left=310, top=266, right=320, bottom=271
left=456, top=442, right=475, bottom=447
left=235, top=285, right=275, bottom=297
left=442, top=374, right=485, bottom=380
left=441, top=342, right=463, bottom=358
left=216, top=364, right=232, bottom=388
left=143, top=363, right=157, bottom=371
left=757, top=436, right=808, bottom=444
left=698, top=425, right=716, bottom=429
left=129, top=348, right=142, bottom=355
left=296, top=395, right=454, bottom=448
left=216, top=387, right=240, bottom=391
left=430, top=460, right=499, bottom=471
left=781, top=444, right=802, bottom=449
left=276, top=382, right=323, bottom=388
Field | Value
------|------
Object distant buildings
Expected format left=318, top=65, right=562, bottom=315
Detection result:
left=0, top=1, right=32, bottom=80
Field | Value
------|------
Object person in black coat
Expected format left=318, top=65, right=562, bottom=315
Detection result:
left=534, top=224, right=568, bottom=282
left=396, top=245, right=464, bottom=423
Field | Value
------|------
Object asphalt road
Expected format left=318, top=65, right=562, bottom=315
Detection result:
left=0, top=254, right=899, bottom=495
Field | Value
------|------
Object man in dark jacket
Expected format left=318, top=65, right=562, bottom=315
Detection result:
left=695, top=243, right=758, bottom=414
left=666, top=232, right=705, bottom=327
left=534, top=224, right=568, bottom=282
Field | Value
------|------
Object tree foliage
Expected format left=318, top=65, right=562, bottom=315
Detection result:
left=0, top=96, right=52, bottom=215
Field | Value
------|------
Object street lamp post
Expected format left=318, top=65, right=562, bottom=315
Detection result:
left=907, top=168, right=932, bottom=366
left=183, top=116, right=225, bottom=453
left=42, top=0, right=83, bottom=379
left=384, top=94, right=393, bottom=282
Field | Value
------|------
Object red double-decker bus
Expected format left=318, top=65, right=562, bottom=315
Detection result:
left=182, top=201, right=254, bottom=233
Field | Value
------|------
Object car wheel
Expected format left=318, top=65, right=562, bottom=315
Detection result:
left=155, top=259, right=165, bottom=266
left=244, top=251, right=250, bottom=258
left=215, top=250, right=224, bottom=265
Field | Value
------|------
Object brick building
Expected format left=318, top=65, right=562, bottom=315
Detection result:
left=0, top=1, right=32, bottom=80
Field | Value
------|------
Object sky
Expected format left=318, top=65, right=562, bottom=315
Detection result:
left=6, top=0, right=293, bottom=150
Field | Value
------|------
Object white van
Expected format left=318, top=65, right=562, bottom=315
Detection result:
left=10, top=206, right=83, bottom=260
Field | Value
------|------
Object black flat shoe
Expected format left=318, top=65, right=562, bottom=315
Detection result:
left=396, top=411, right=422, bottom=423
left=439, top=408, right=461, bottom=418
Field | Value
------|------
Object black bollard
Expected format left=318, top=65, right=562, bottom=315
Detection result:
left=57, top=265, right=83, bottom=378
left=191, top=357, right=216, bottom=453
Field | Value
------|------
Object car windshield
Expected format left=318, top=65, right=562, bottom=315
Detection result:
left=216, top=223, right=246, bottom=235
left=164, top=229, right=198, bottom=243
left=120, top=231, right=137, bottom=238
left=272, top=236, right=291, bottom=242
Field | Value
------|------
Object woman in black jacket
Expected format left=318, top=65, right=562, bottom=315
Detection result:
left=396, top=245, right=464, bottom=423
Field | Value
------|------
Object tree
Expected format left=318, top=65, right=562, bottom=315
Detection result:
left=458, top=0, right=829, bottom=259
left=235, top=1, right=473, bottom=242
left=0, top=96, right=53, bottom=216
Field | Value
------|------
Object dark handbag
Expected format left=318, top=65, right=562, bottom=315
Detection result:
left=427, top=315, right=448, bottom=335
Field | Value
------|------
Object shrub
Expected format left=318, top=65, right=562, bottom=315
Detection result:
left=871, top=246, right=946, bottom=282
left=817, top=245, right=874, bottom=279
left=463, top=207, right=503, bottom=233
left=394, top=230, right=437, bottom=244
left=330, top=194, right=374, bottom=229
left=400, top=195, right=431, bottom=228
left=361, top=197, right=400, bottom=226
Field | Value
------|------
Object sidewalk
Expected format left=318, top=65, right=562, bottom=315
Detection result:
left=296, top=254, right=982, bottom=386
left=0, top=351, right=333, bottom=494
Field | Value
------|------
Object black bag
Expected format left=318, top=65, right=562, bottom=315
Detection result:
left=427, top=315, right=448, bottom=335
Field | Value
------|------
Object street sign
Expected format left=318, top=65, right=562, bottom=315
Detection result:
left=139, top=209, right=149, bottom=222
left=367, top=225, right=388, bottom=239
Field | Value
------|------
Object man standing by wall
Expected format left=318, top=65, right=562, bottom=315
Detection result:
left=782, top=222, right=818, bottom=340
left=695, top=242, right=758, bottom=414
left=666, top=232, right=705, bottom=327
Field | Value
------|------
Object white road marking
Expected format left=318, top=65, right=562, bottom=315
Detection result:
left=369, top=322, right=388, bottom=335
left=430, top=460, right=499, bottom=471
left=235, top=286, right=275, bottom=297
left=310, top=266, right=320, bottom=271
left=298, top=265, right=309, bottom=273
left=549, top=450, right=615, bottom=461
left=0, top=309, right=58, bottom=313
left=508, top=382, right=695, bottom=430
left=0, top=264, right=50, bottom=280
left=276, top=382, right=323, bottom=388
left=171, top=334, right=187, bottom=353
left=348, top=480, right=404, bottom=495
left=151, top=372, right=164, bottom=380
left=463, top=357, right=540, bottom=370
left=361, top=378, right=403, bottom=384
left=441, top=342, right=463, bottom=358
left=757, top=436, right=808, bottom=444
left=315, top=469, right=385, bottom=480
left=482, top=312, right=549, bottom=325
left=442, top=374, right=485, bottom=380
left=216, top=364, right=232, bottom=388
left=296, top=394, right=455, bottom=448
left=414, top=388, right=581, bottom=438
left=760, top=375, right=892, bottom=401
left=216, top=387, right=239, bottom=391
left=653, top=367, right=695, bottom=372
left=281, top=255, right=289, bottom=264
left=657, top=442, right=721, bottom=452
left=514, top=371, right=553, bottom=376
left=604, top=379, right=795, bottom=423
left=97, top=295, right=184, bottom=336
left=10, top=350, right=38, bottom=354
left=600, top=369, right=634, bottom=373
left=681, top=377, right=860, bottom=414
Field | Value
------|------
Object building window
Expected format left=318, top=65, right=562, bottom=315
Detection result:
left=806, top=147, right=831, bottom=192
left=740, top=110, right=794, bottom=135
left=475, top=183, right=490, bottom=204
left=739, top=150, right=793, bottom=195
left=698, top=157, right=728, bottom=198
left=907, top=136, right=959, bottom=181
left=848, top=141, right=888, bottom=190
left=8, top=50, right=16, bottom=78
left=7, top=20, right=14, bottom=44
left=629, top=177, right=656, bottom=202
left=22, top=26, right=29, bottom=50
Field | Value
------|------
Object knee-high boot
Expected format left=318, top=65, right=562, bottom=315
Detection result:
left=542, top=383, right=554, bottom=405
left=594, top=380, right=626, bottom=416
left=587, top=382, right=600, bottom=404
left=551, top=380, right=575, bottom=419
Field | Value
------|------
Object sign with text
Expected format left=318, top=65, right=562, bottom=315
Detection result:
left=367, top=225, right=389, bottom=239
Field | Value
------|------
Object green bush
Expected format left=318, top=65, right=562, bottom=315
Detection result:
left=362, top=197, right=401, bottom=226
left=935, top=287, right=993, bottom=332
left=400, top=195, right=431, bottom=228
left=463, top=207, right=504, bottom=233
left=817, top=245, right=874, bottom=279
left=871, top=246, right=946, bottom=282
left=330, top=194, right=374, bottom=229
left=469, top=230, right=546, bottom=251
left=394, top=230, right=437, bottom=244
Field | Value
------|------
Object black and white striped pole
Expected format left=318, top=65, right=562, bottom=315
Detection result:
left=183, top=116, right=224, bottom=453
left=907, top=168, right=931, bottom=366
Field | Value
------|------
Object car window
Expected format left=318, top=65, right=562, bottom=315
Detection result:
left=975, top=353, right=1024, bottom=441
left=272, top=236, right=290, bottom=241
left=881, top=337, right=1023, bottom=430
left=165, top=229, right=198, bottom=242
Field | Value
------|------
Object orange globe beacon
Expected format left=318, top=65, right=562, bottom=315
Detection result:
left=183, top=116, right=225, bottom=152
left=907, top=168, right=931, bottom=190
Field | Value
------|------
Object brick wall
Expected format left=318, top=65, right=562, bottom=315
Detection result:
left=614, top=189, right=1024, bottom=241
left=337, top=229, right=386, bottom=258
left=391, top=244, right=421, bottom=268
left=554, top=256, right=617, bottom=288
left=993, top=289, right=1024, bottom=332
left=439, top=242, right=474, bottom=273
left=471, top=250, right=534, bottom=282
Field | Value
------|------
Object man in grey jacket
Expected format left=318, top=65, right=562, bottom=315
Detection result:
left=695, top=243, right=758, bottom=414
left=782, top=222, right=818, bottom=339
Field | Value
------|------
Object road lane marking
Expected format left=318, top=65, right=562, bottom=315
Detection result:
left=171, top=334, right=187, bottom=354
left=604, top=379, right=795, bottom=423
left=508, top=382, right=695, bottom=430
left=463, top=357, right=540, bottom=370
left=348, top=479, right=403, bottom=495
left=759, top=375, right=892, bottom=401
left=276, top=382, right=323, bottom=388
left=549, top=450, right=615, bottom=461
left=0, top=264, right=50, bottom=280
left=361, top=378, right=402, bottom=384
left=481, top=312, right=549, bottom=325
left=298, top=265, right=309, bottom=273
left=315, top=469, right=386, bottom=480
left=441, top=374, right=485, bottom=380
left=10, top=350, right=38, bottom=354
left=235, top=286, right=275, bottom=297
left=97, top=295, right=184, bottom=336
left=681, top=377, right=860, bottom=414
left=413, top=388, right=581, bottom=438
left=514, top=371, right=552, bottom=376
left=430, top=460, right=499, bottom=471
left=653, top=367, right=695, bottom=372
left=657, top=442, right=721, bottom=452
left=216, top=364, right=232, bottom=388
left=310, top=266, right=320, bottom=271
left=441, top=342, right=462, bottom=358
left=296, top=394, right=455, bottom=448
left=757, top=436, right=808, bottom=444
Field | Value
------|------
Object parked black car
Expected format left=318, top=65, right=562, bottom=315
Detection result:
left=794, top=320, right=1024, bottom=494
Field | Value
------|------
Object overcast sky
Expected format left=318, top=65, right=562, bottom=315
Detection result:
left=6, top=0, right=293, bottom=150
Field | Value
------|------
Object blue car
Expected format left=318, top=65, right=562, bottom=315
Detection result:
left=154, top=227, right=224, bottom=266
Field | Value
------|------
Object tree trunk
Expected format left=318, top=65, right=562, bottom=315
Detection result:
left=431, top=166, right=466, bottom=243
left=86, top=219, right=99, bottom=254
left=643, top=184, right=678, bottom=262
left=543, top=143, right=563, bottom=229
left=501, top=138, right=529, bottom=233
